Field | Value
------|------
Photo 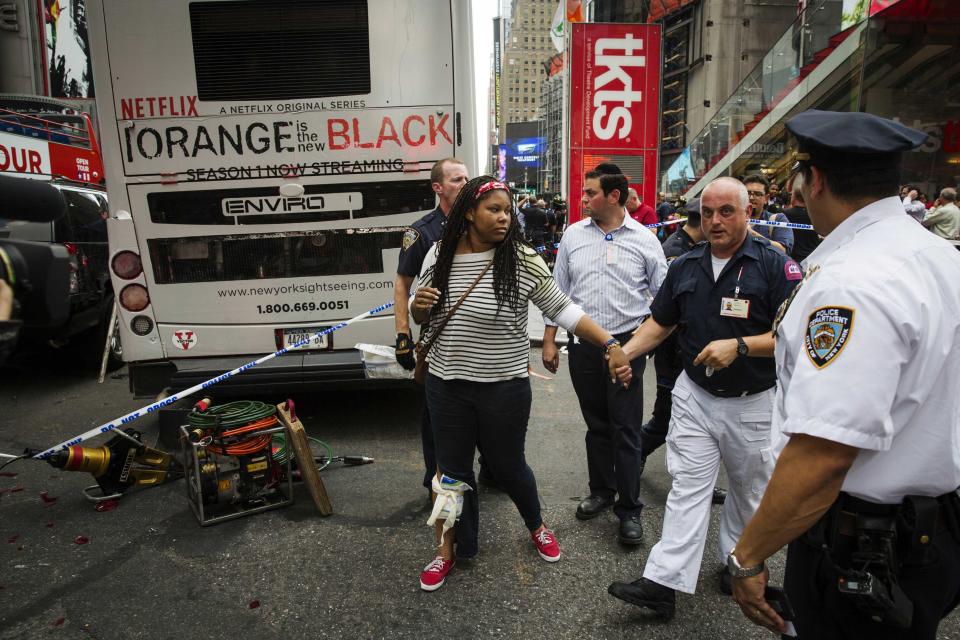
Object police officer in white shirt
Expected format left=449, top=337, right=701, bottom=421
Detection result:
left=729, top=110, right=960, bottom=639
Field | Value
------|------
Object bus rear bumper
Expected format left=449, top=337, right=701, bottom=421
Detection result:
left=128, top=351, right=414, bottom=398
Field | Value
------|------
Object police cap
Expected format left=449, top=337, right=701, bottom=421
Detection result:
left=786, top=110, right=927, bottom=171
left=684, top=197, right=701, bottom=225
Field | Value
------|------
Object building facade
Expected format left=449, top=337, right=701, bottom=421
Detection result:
left=0, top=0, right=44, bottom=94
left=537, top=71, right=562, bottom=194
left=585, top=0, right=797, bottom=193
left=496, top=0, right=554, bottom=144
left=666, top=0, right=960, bottom=200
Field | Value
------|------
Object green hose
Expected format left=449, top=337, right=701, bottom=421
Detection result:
left=189, top=400, right=334, bottom=471
left=186, top=400, right=276, bottom=428
left=271, top=433, right=334, bottom=471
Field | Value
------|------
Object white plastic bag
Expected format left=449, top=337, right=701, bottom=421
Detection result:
left=354, top=343, right=414, bottom=380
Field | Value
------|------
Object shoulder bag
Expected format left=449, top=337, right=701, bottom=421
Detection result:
left=414, top=259, right=493, bottom=385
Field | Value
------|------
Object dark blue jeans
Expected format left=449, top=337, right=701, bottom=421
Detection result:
left=425, top=374, right=543, bottom=558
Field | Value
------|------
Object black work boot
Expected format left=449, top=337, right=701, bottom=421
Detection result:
left=608, top=577, right=676, bottom=620
left=712, top=486, right=727, bottom=505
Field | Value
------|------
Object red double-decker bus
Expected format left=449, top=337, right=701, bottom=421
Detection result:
left=0, top=94, right=105, bottom=186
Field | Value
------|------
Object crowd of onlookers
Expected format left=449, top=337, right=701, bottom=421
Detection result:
left=899, top=184, right=960, bottom=241
left=520, top=177, right=959, bottom=264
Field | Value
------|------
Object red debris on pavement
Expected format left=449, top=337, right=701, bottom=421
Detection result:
left=40, top=491, right=58, bottom=506
left=46, top=522, right=55, bottom=528
left=7, top=534, right=19, bottom=544
left=94, top=499, right=119, bottom=512
left=0, top=472, right=17, bottom=477
left=74, top=535, right=89, bottom=545
left=9, top=485, right=24, bottom=493
left=53, top=618, right=65, bottom=626
left=248, top=600, right=260, bottom=609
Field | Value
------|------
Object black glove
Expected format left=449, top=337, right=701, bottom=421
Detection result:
left=395, top=332, right=416, bottom=370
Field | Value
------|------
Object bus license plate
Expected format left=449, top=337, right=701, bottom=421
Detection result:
left=283, top=327, right=329, bottom=350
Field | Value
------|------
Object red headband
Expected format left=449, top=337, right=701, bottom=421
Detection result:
left=476, top=181, right=509, bottom=198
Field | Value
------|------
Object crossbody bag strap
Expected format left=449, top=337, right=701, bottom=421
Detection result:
left=418, top=258, right=494, bottom=357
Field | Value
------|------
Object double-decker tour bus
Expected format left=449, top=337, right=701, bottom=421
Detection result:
left=86, top=0, right=477, bottom=396
left=0, top=95, right=105, bottom=185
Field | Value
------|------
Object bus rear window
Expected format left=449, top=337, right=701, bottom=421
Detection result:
left=148, top=229, right=402, bottom=284
left=190, top=0, right=371, bottom=101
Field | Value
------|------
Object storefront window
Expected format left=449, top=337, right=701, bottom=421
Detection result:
left=667, top=0, right=959, bottom=198
left=859, top=0, right=960, bottom=197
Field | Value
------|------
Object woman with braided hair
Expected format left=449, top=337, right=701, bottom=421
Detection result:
left=411, top=176, right=632, bottom=591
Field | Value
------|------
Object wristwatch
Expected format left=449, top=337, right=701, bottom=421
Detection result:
left=727, top=549, right=764, bottom=577
left=735, top=336, right=749, bottom=357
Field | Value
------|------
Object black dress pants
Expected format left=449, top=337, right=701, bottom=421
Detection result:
left=641, top=332, right=683, bottom=457
left=785, top=530, right=960, bottom=639
left=568, top=331, right=646, bottom=519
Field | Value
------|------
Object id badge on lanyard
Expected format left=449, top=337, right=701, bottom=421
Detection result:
left=720, top=266, right=750, bottom=319
left=605, top=232, right=618, bottom=264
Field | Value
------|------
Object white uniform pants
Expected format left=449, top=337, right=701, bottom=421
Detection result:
left=643, top=371, right=776, bottom=594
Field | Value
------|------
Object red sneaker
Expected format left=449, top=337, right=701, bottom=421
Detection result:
left=419, top=555, right=455, bottom=591
left=531, top=527, right=561, bottom=562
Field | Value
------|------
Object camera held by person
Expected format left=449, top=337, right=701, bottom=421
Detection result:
left=0, top=174, right=73, bottom=364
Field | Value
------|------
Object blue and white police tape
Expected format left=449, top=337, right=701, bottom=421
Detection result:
left=33, top=299, right=397, bottom=460
left=532, top=216, right=816, bottom=251
left=748, top=217, right=815, bottom=231
left=642, top=216, right=816, bottom=231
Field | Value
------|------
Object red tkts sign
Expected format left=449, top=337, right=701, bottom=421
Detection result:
left=568, top=23, right=661, bottom=222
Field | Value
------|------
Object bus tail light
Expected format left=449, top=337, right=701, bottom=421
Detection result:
left=112, top=251, right=143, bottom=279
left=119, top=284, right=150, bottom=311
left=130, top=315, right=154, bottom=336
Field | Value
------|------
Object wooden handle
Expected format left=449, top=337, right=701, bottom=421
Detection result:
left=275, top=402, right=332, bottom=516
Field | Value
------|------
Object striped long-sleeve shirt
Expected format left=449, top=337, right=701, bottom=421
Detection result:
left=546, top=213, right=667, bottom=335
left=418, top=245, right=581, bottom=382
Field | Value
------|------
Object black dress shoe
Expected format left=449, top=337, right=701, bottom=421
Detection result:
left=719, top=568, right=732, bottom=595
left=712, top=486, right=727, bottom=505
left=608, top=577, right=676, bottom=619
left=618, top=515, right=644, bottom=546
left=576, top=494, right=615, bottom=520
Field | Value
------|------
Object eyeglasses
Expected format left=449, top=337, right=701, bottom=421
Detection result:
left=746, top=190, right=765, bottom=198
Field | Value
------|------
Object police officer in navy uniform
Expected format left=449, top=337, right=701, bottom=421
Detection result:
left=607, top=178, right=802, bottom=619
left=639, top=198, right=726, bottom=506
left=394, top=159, right=466, bottom=483
left=730, top=110, right=960, bottom=639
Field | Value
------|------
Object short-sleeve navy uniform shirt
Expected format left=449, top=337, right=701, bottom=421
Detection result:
left=650, top=235, right=802, bottom=395
left=397, top=207, right=445, bottom=278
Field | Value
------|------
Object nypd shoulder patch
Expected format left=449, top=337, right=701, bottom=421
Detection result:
left=784, top=260, right=803, bottom=281
left=804, top=306, right=854, bottom=369
left=401, top=228, right=420, bottom=251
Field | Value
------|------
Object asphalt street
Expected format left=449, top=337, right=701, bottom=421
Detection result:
left=1, top=343, right=958, bottom=640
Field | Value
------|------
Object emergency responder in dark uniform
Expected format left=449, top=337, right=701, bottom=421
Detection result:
left=639, top=199, right=728, bottom=505
left=730, top=110, right=960, bottom=640
left=607, top=178, right=803, bottom=618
